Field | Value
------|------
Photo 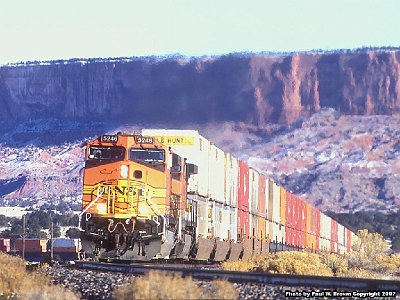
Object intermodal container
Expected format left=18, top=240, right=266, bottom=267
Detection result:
left=208, top=144, right=225, bottom=203
left=305, top=201, right=314, bottom=250
left=0, top=238, right=10, bottom=252
left=15, top=238, right=47, bottom=253
left=267, top=179, right=280, bottom=224
left=237, top=208, right=250, bottom=239
left=196, top=195, right=209, bottom=236
left=280, top=187, right=287, bottom=226
left=315, top=209, right=321, bottom=251
left=331, top=218, right=338, bottom=253
left=319, top=213, right=331, bottom=252
left=238, top=160, right=249, bottom=212
left=258, top=175, right=267, bottom=218
left=250, top=213, right=258, bottom=237
left=249, top=168, right=259, bottom=215
left=257, top=216, right=267, bottom=240
left=229, top=206, right=238, bottom=241
left=52, top=238, right=81, bottom=253
left=337, top=224, right=346, bottom=253
left=213, top=202, right=231, bottom=240
left=224, top=153, right=238, bottom=207
left=285, top=190, right=293, bottom=246
left=298, top=197, right=306, bottom=248
left=345, top=228, right=353, bottom=252
left=141, top=129, right=210, bottom=197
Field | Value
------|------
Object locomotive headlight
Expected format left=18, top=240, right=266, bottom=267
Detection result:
left=120, top=165, right=128, bottom=178
left=97, top=203, right=107, bottom=214
left=138, top=204, right=149, bottom=215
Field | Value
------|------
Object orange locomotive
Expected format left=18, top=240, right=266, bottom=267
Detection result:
left=79, top=133, right=198, bottom=260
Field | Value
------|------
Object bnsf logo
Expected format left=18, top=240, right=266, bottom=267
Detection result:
left=100, top=186, right=134, bottom=196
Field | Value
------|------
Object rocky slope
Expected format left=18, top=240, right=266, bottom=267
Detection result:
left=1, top=49, right=400, bottom=213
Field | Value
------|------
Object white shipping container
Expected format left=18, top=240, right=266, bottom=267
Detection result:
left=196, top=195, right=209, bottom=237
left=269, top=222, right=285, bottom=245
left=338, top=224, right=346, bottom=249
left=249, top=214, right=258, bottom=237
left=320, top=213, right=331, bottom=240
left=224, top=153, right=238, bottom=207
left=249, top=168, right=259, bottom=215
left=142, top=129, right=210, bottom=197
left=208, top=144, right=225, bottom=203
left=213, top=202, right=231, bottom=240
left=271, top=181, right=281, bottom=224
left=229, top=206, right=238, bottom=241
left=319, top=213, right=331, bottom=252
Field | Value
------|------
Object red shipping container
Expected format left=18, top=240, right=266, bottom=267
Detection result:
left=346, top=228, right=352, bottom=252
left=238, top=160, right=249, bottom=212
left=285, top=190, right=291, bottom=245
left=0, top=238, right=11, bottom=252
left=15, top=239, right=47, bottom=253
left=237, top=208, right=250, bottom=239
left=298, top=197, right=306, bottom=248
left=331, top=219, right=339, bottom=253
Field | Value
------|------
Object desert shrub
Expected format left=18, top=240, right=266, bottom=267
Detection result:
left=0, top=252, right=79, bottom=300
left=222, top=252, right=332, bottom=276
left=352, top=229, right=388, bottom=259
left=373, top=254, right=400, bottom=275
left=113, top=271, right=238, bottom=300
left=320, top=253, right=348, bottom=275
left=268, top=252, right=333, bottom=276
left=221, top=258, right=258, bottom=271
left=345, top=251, right=365, bottom=269
left=336, top=267, right=377, bottom=279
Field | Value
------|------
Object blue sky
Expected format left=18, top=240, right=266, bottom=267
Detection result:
left=1, top=0, right=399, bottom=65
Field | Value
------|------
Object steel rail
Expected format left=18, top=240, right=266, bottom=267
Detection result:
left=72, top=260, right=400, bottom=292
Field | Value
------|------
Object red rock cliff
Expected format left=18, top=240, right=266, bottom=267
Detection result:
left=1, top=50, right=400, bottom=124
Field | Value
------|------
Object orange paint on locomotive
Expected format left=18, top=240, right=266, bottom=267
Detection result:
left=82, top=133, right=184, bottom=219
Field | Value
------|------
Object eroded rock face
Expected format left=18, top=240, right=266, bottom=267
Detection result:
left=1, top=50, right=400, bottom=125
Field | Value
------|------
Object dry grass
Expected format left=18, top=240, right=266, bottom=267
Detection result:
left=222, top=250, right=400, bottom=280
left=222, top=252, right=333, bottom=276
left=113, top=271, right=239, bottom=300
left=336, top=267, right=377, bottom=279
left=0, top=252, right=79, bottom=300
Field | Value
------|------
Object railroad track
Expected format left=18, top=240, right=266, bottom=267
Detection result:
left=72, top=260, right=400, bottom=293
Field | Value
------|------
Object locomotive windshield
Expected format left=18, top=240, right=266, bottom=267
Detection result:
left=129, top=148, right=165, bottom=163
left=86, top=146, right=126, bottom=167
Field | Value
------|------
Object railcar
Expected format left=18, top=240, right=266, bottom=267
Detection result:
left=80, top=130, right=356, bottom=261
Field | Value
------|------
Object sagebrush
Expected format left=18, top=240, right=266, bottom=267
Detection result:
left=0, top=252, right=79, bottom=300
left=113, top=270, right=239, bottom=300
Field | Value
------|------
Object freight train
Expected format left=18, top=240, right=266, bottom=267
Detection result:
left=79, top=130, right=355, bottom=261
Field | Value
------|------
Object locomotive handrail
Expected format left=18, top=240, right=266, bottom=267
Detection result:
left=144, top=186, right=167, bottom=241
left=78, top=187, right=105, bottom=230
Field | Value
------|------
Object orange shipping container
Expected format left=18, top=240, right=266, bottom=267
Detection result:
left=279, top=187, right=286, bottom=226
left=257, top=216, right=267, bottom=240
